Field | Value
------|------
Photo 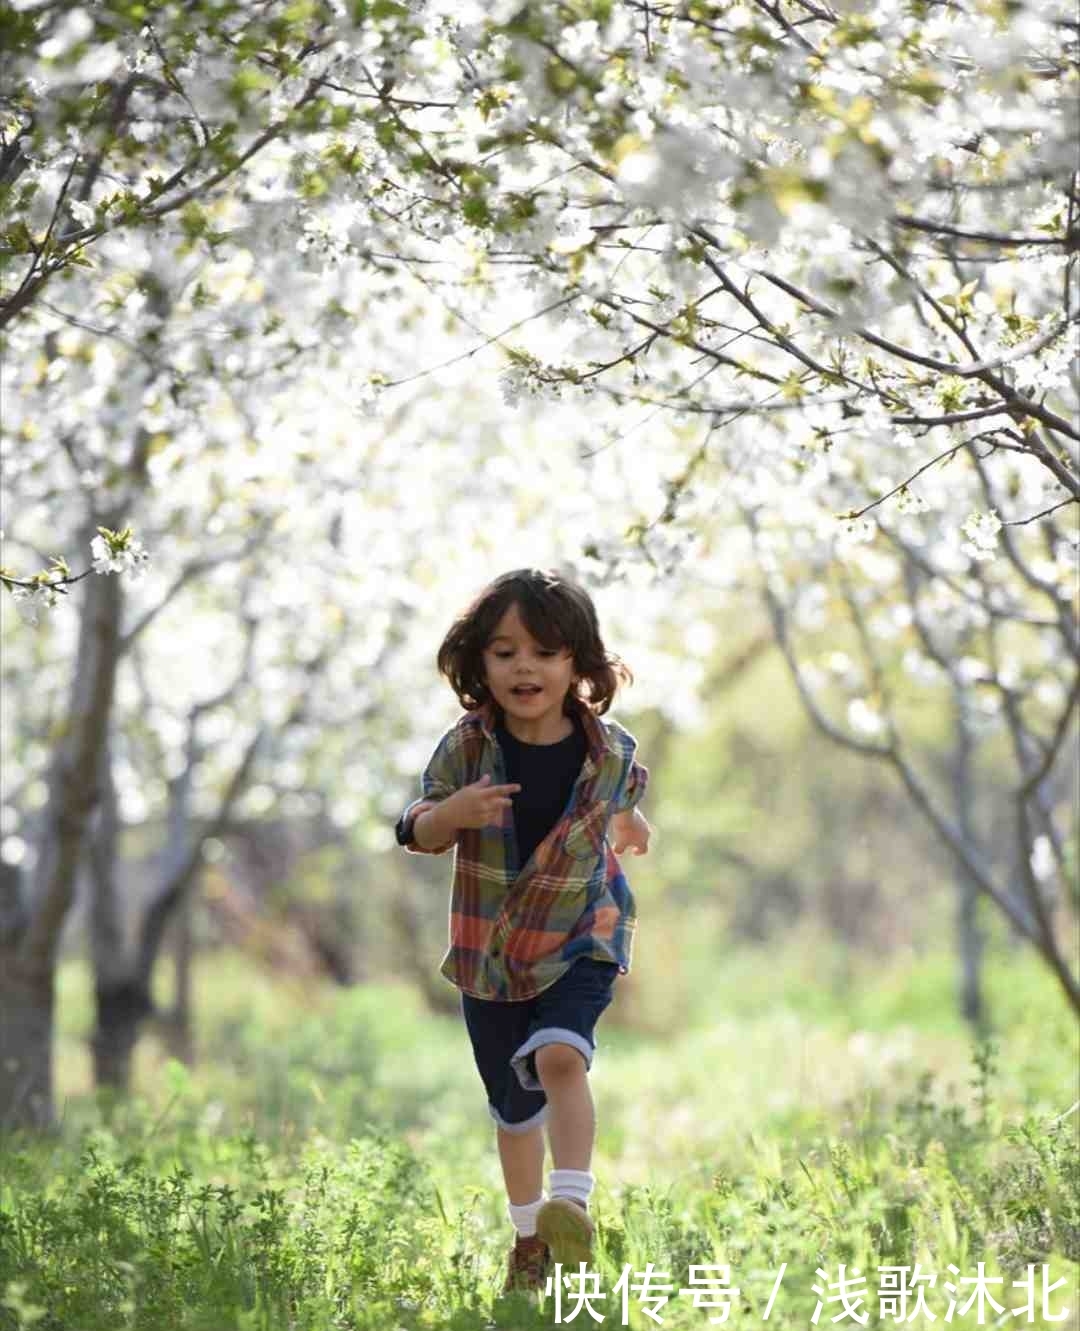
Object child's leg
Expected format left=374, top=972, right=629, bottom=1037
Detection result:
left=496, top=1122, right=546, bottom=1206
left=460, top=990, right=550, bottom=1223
left=535, top=1044, right=595, bottom=1172
left=508, top=958, right=620, bottom=1216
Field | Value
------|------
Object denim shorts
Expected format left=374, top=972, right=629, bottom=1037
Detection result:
left=461, top=957, right=619, bottom=1133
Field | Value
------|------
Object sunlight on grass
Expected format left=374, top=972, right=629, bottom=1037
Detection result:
left=12, top=932, right=1076, bottom=1330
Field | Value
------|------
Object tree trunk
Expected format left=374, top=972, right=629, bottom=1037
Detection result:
left=2, top=552, right=124, bottom=1130
left=952, top=706, right=987, bottom=1033
left=87, top=737, right=146, bottom=1092
left=956, top=875, right=986, bottom=1032
left=0, top=949, right=55, bottom=1134
left=90, top=977, right=153, bottom=1091
left=163, top=888, right=196, bottom=1065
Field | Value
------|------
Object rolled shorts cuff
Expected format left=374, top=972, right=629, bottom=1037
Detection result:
left=510, top=1027, right=595, bottom=1092
left=488, top=1101, right=550, bottom=1133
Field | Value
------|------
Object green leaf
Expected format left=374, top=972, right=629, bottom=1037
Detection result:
left=2, top=220, right=35, bottom=254
left=462, top=194, right=491, bottom=228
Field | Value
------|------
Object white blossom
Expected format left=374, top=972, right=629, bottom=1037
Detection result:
left=10, top=583, right=59, bottom=626
left=499, top=365, right=526, bottom=407
left=39, top=9, right=93, bottom=60
left=895, top=488, right=928, bottom=515
left=351, top=379, right=384, bottom=418
left=68, top=199, right=96, bottom=227
left=498, top=363, right=561, bottom=408
left=1029, top=835, right=1054, bottom=884
left=902, top=649, right=944, bottom=685
left=549, top=209, right=596, bottom=256
left=836, top=518, right=877, bottom=550
left=848, top=697, right=885, bottom=736
left=960, top=509, right=1003, bottom=562
left=91, top=532, right=151, bottom=580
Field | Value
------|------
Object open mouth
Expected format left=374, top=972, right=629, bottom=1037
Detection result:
left=511, top=686, right=542, bottom=697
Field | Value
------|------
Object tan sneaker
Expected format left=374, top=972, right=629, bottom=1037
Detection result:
left=535, top=1197, right=595, bottom=1270
left=502, top=1233, right=551, bottom=1294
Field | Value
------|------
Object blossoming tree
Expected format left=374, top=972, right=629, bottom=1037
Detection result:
left=310, top=0, right=1074, bottom=1012
left=2, top=0, right=1077, bottom=1128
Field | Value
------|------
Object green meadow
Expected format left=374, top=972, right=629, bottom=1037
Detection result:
left=2, top=920, right=1077, bottom=1331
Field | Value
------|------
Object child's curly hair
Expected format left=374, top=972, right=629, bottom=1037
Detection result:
left=437, top=568, right=632, bottom=716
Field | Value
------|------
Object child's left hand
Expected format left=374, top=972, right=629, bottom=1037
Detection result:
left=610, top=808, right=651, bottom=856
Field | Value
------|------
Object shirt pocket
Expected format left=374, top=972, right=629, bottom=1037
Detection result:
left=560, top=799, right=608, bottom=861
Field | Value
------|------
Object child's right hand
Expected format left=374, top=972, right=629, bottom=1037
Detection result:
left=448, top=774, right=521, bottom=829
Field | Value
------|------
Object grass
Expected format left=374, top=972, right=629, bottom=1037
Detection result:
left=1, top=927, right=1077, bottom=1329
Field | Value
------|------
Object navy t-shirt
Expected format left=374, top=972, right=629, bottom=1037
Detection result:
left=495, top=709, right=587, bottom=870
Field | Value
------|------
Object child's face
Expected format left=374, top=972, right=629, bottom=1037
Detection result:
left=482, top=602, right=575, bottom=721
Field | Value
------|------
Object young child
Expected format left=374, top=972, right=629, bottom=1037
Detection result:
left=394, top=568, right=651, bottom=1296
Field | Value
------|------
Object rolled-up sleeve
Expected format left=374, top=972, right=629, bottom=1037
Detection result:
left=613, top=750, right=648, bottom=815
left=395, top=726, right=464, bottom=855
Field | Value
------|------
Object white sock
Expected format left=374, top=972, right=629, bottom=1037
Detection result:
left=549, top=1168, right=594, bottom=1210
left=507, top=1194, right=546, bottom=1238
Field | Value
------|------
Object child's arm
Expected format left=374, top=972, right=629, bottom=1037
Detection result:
left=412, top=797, right=459, bottom=852
left=609, top=741, right=651, bottom=855
left=397, top=722, right=522, bottom=856
left=411, top=776, right=521, bottom=849
left=401, top=798, right=448, bottom=852
left=396, top=727, right=464, bottom=856
left=610, top=807, right=651, bottom=855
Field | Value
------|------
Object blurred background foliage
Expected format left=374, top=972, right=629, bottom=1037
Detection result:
left=50, top=600, right=1075, bottom=1094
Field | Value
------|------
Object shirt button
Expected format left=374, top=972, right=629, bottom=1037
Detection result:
left=491, top=943, right=501, bottom=956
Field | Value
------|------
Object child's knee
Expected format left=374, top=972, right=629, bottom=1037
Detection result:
left=535, top=1042, right=588, bottom=1082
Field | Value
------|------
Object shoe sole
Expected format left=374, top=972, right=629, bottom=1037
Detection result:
left=535, top=1200, right=595, bottom=1270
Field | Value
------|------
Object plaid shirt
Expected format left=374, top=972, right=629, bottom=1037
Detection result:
left=397, top=696, right=648, bottom=1001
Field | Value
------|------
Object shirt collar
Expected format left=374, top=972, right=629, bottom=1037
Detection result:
left=472, top=694, right=613, bottom=767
